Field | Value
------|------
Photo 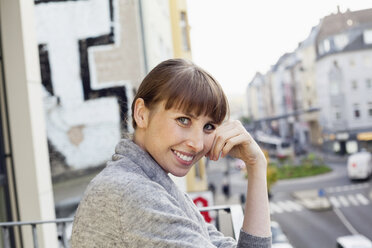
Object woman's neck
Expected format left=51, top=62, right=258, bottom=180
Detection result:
left=132, top=130, right=146, bottom=150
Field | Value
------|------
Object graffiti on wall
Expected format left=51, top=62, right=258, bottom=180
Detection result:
left=34, top=0, right=144, bottom=171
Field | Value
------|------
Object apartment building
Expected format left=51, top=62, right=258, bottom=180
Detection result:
left=315, top=8, right=372, bottom=154
left=247, top=7, right=372, bottom=154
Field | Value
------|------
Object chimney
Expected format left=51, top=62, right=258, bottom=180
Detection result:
left=337, top=5, right=341, bottom=14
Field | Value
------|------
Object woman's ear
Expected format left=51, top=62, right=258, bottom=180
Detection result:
left=133, top=98, right=149, bottom=129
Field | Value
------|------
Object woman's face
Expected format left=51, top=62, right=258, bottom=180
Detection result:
left=141, top=101, right=217, bottom=177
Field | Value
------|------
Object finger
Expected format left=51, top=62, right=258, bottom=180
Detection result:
left=210, top=120, right=247, bottom=160
left=211, top=127, right=241, bottom=160
left=221, top=133, right=248, bottom=158
left=211, top=120, right=246, bottom=160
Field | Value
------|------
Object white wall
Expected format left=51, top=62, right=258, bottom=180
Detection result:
left=141, top=0, right=174, bottom=71
left=34, top=0, right=128, bottom=169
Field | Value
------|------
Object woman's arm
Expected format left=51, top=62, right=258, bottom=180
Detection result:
left=207, top=120, right=271, bottom=237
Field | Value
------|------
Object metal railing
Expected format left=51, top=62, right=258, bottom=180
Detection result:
left=0, top=204, right=243, bottom=248
left=0, top=217, right=74, bottom=248
left=199, top=204, right=244, bottom=240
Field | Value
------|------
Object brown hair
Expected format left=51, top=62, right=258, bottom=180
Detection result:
left=132, top=59, right=229, bottom=128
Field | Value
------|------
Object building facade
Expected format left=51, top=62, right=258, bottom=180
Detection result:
left=296, top=25, right=322, bottom=146
left=246, top=7, right=372, bottom=155
left=315, top=8, right=372, bottom=154
left=169, top=0, right=192, bottom=60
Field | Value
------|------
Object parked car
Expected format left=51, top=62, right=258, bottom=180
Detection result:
left=271, top=221, right=294, bottom=248
left=336, top=234, right=372, bottom=248
left=347, top=150, right=372, bottom=180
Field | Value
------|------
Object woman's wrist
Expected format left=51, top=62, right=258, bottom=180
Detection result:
left=245, top=156, right=267, bottom=180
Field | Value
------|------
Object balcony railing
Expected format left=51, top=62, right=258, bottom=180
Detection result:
left=199, top=204, right=244, bottom=240
left=0, top=204, right=243, bottom=248
left=0, top=218, right=74, bottom=248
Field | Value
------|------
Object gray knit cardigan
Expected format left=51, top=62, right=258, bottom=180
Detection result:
left=70, top=139, right=271, bottom=247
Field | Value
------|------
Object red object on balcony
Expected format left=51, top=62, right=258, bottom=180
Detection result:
left=193, top=197, right=212, bottom=223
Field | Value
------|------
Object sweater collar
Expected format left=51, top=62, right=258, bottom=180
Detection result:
left=112, top=139, right=177, bottom=192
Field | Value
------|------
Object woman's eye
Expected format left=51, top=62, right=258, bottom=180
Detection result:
left=177, top=117, right=190, bottom=125
left=204, top=123, right=215, bottom=132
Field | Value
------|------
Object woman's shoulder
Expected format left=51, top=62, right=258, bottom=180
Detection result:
left=88, top=163, right=144, bottom=190
left=83, top=160, right=166, bottom=200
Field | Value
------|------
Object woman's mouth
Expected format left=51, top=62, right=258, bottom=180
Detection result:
left=172, top=150, right=194, bottom=163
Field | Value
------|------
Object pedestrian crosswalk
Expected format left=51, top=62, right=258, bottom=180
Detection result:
left=325, top=183, right=370, bottom=193
left=270, top=193, right=370, bottom=215
left=270, top=200, right=303, bottom=215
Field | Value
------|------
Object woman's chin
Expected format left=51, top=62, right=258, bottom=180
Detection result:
left=169, top=169, right=190, bottom=178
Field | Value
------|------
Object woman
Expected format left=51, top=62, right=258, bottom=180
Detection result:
left=71, top=59, right=272, bottom=247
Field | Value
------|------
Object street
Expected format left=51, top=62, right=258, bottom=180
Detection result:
left=206, top=157, right=372, bottom=248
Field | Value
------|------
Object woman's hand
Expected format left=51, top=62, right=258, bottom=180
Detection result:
left=207, top=120, right=266, bottom=169
left=207, top=120, right=271, bottom=237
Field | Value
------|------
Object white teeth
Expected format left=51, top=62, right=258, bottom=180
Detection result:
left=174, top=151, right=193, bottom=162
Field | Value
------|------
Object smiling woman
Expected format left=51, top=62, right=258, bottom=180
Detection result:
left=131, top=59, right=227, bottom=178
left=70, top=59, right=272, bottom=248
left=133, top=100, right=217, bottom=177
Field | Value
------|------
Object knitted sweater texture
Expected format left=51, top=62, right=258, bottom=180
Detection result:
left=70, top=139, right=271, bottom=247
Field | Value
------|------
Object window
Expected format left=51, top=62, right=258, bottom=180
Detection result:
left=329, top=63, right=341, bottom=95
left=368, top=102, right=372, bottom=117
left=351, top=80, right=358, bottom=90
left=330, top=79, right=340, bottom=95
left=180, top=12, right=190, bottom=51
left=323, top=39, right=330, bottom=53
left=363, top=29, right=372, bottom=44
left=333, top=142, right=340, bottom=152
left=354, top=103, right=361, bottom=119
left=363, top=56, right=372, bottom=67
left=318, top=43, right=324, bottom=55
left=349, top=59, right=355, bottom=67
left=334, top=34, right=348, bottom=50
left=346, top=141, right=358, bottom=154
left=334, top=105, right=341, bottom=120
left=366, top=79, right=372, bottom=89
left=319, top=39, right=331, bottom=55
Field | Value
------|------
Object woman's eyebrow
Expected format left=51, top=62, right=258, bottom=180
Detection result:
left=172, top=109, right=197, bottom=119
left=184, top=113, right=198, bottom=119
left=175, top=109, right=215, bottom=123
left=187, top=113, right=216, bottom=124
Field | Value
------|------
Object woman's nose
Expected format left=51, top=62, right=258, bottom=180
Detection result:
left=186, top=129, right=204, bottom=152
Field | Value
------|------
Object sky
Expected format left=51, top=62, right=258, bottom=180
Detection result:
left=187, top=0, right=372, bottom=98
